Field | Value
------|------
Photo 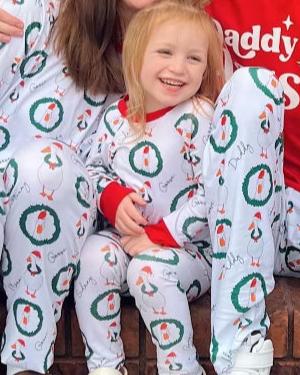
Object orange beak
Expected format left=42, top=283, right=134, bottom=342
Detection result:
left=248, top=222, right=255, bottom=231
left=41, top=146, right=51, bottom=153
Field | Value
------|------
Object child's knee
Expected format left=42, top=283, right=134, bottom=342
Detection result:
left=127, top=255, right=171, bottom=297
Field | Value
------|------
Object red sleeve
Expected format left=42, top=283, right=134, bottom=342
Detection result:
left=144, top=220, right=180, bottom=248
left=99, top=182, right=134, bottom=226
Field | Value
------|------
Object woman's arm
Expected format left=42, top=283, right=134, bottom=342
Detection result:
left=0, top=2, right=45, bottom=100
left=0, top=8, right=23, bottom=43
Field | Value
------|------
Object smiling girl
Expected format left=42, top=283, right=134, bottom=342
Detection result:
left=75, top=2, right=223, bottom=374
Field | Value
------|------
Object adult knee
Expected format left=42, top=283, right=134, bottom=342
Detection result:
left=230, top=67, right=283, bottom=98
left=4, top=138, right=93, bottom=207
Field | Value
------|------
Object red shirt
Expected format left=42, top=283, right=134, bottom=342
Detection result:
left=207, top=0, right=300, bottom=192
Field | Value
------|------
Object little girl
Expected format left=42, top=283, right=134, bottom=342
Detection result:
left=75, top=2, right=223, bottom=374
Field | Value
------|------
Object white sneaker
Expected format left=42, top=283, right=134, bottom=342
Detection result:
left=229, top=338, right=273, bottom=375
left=89, top=367, right=128, bottom=375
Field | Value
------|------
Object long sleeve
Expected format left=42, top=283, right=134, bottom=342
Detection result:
left=145, top=101, right=213, bottom=248
left=0, top=1, right=111, bottom=175
left=85, top=102, right=133, bottom=225
left=87, top=98, right=214, bottom=234
left=0, top=1, right=49, bottom=100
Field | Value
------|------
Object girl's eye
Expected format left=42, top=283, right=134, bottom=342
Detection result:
left=188, top=56, right=201, bottom=62
left=157, top=49, right=172, bottom=56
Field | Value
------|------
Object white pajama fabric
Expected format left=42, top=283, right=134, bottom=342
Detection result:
left=203, top=67, right=300, bottom=374
left=76, top=68, right=300, bottom=375
left=75, top=98, right=214, bottom=374
left=0, top=0, right=111, bottom=372
left=75, top=229, right=211, bottom=374
left=1, top=139, right=96, bottom=373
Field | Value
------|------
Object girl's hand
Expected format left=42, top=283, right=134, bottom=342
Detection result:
left=115, top=192, right=148, bottom=236
left=0, top=9, right=24, bottom=43
left=121, top=233, right=156, bottom=256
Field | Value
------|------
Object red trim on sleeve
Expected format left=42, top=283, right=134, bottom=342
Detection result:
left=145, top=220, right=180, bottom=248
left=99, top=182, right=134, bottom=226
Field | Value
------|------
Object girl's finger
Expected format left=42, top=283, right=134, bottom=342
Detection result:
left=117, top=219, right=143, bottom=236
left=129, top=192, right=147, bottom=207
left=0, top=32, right=10, bottom=43
left=127, top=204, right=148, bottom=226
left=0, top=9, right=24, bottom=29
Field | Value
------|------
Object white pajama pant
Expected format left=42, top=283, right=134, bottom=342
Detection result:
left=203, top=67, right=300, bottom=374
left=75, top=229, right=211, bottom=375
left=75, top=67, right=300, bottom=375
left=0, top=138, right=96, bottom=374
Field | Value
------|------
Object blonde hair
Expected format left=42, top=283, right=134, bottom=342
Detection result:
left=122, top=0, right=224, bottom=132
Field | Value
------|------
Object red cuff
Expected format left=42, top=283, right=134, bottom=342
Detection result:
left=99, top=182, right=134, bottom=226
left=145, top=220, right=180, bottom=248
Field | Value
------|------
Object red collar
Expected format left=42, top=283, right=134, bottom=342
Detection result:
left=118, top=97, right=174, bottom=122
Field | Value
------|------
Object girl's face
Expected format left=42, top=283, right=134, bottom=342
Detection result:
left=121, top=0, right=158, bottom=11
left=140, top=19, right=208, bottom=112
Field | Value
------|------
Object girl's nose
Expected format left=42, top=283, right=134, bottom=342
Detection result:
left=169, top=57, right=185, bottom=74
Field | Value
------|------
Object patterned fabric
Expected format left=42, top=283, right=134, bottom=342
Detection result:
left=0, top=0, right=112, bottom=166
left=76, top=98, right=214, bottom=373
left=204, top=2, right=300, bottom=372
left=78, top=65, right=300, bottom=374
left=87, top=98, right=213, bottom=248
left=203, top=67, right=300, bottom=374
left=206, top=0, right=300, bottom=192
left=0, top=0, right=110, bottom=372
left=0, top=139, right=96, bottom=373
left=75, top=230, right=210, bottom=374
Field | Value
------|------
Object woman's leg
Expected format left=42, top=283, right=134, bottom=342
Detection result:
left=1, top=138, right=96, bottom=374
left=127, top=245, right=211, bottom=375
left=203, top=67, right=285, bottom=374
left=274, top=187, right=300, bottom=276
left=74, top=229, right=130, bottom=373
left=0, top=170, right=6, bottom=249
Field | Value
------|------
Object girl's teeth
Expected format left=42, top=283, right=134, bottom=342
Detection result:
left=161, top=78, right=183, bottom=87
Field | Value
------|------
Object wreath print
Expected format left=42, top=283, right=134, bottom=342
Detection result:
left=19, top=204, right=61, bottom=246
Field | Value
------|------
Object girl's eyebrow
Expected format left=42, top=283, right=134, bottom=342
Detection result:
left=188, top=48, right=206, bottom=54
left=152, top=41, right=206, bottom=52
left=153, top=41, right=174, bottom=47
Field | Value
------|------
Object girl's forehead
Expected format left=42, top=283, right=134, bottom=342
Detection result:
left=145, top=19, right=209, bottom=50
left=150, top=18, right=205, bottom=38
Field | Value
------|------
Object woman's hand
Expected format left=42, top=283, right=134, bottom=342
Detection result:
left=121, top=233, right=156, bottom=257
left=115, top=192, right=148, bottom=236
left=0, top=9, right=23, bottom=43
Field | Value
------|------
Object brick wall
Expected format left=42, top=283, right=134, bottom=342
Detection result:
left=0, top=277, right=300, bottom=374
